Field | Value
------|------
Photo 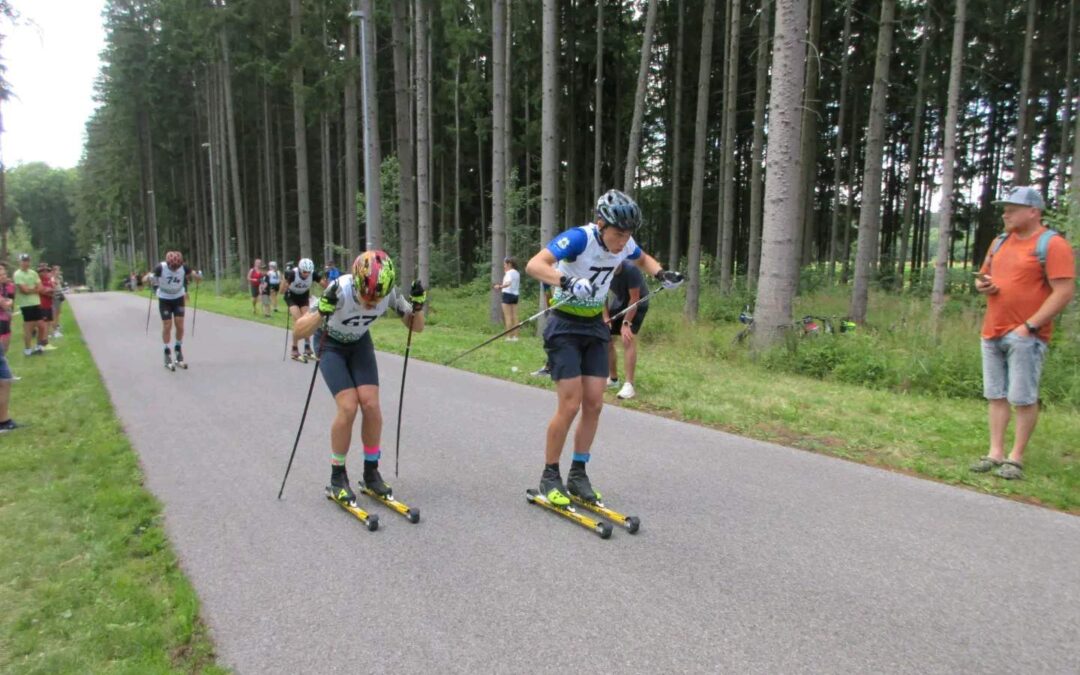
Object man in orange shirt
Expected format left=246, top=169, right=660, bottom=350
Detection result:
left=971, top=187, right=1075, bottom=480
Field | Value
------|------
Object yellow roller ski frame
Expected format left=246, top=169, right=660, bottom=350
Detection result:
left=326, top=488, right=379, bottom=531
left=526, top=489, right=612, bottom=539
left=570, top=496, right=641, bottom=534
left=359, top=487, right=421, bottom=524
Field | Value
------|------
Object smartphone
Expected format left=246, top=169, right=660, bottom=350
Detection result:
left=974, top=272, right=990, bottom=283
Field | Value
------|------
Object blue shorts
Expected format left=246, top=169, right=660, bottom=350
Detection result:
left=0, top=343, right=11, bottom=381
left=318, top=332, right=379, bottom=396
left=982, top=333, right=1048, bottom=406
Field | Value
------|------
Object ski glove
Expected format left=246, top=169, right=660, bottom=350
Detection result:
left=560, top=275, right=595, bottom=300
left=655, top=269, right=685, bottom=290
left=317, top=295, right=336, bottom=316
left=409, top=280, right=427, bottom=310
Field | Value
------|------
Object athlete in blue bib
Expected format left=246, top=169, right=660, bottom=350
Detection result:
left=524, top=189, right=684, bottom=506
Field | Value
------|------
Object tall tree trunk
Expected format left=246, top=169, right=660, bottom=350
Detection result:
left=683, top=0, right=718, bottom=321
left=897, top=5, right=931, bottom=288
left=623, top=0, right=660, bottom=194
left=718, top=0, right=740, bottom=292
left=753, top=0, right=809, bottom=348
left=491, top=0, right=508, bottom=322
left=277, top=108, right=288, bottom=265
left=747, top=0, right=770, bottom=290
left=262, top=82, right=277, bottom=263
left=392, top=0, right=417, bottom=284
left=221, top=27, right=248, bottom=272
left=592, top=0, right=604, bottom=200
left=827, top=0, right=852, bottom=281
left=932, top=0, right=966, bottom=320
left=321, top=112, right=333, bottom=264
left=1074, top=71, right=1080, bottom=205
left=360, top=0, right=383, bottom=249
left=1058, top=0, right=1077, bottom=200
left=848, top=0, right=895, bottom=323
left=1013, top=0, right=1035, bottom=185
left=841, top=97, right=859, bottom=283
left=796, top=0, right=821, bottom=269
left=344, top=21, right=360, bottom=254
left=667, top=0, right=687, bottom=270
left=416, top=0, right=431, bottom=290
left=290, top=0, right=313, bottom=258
left=540, top=0, right=559, bottom=321
left=454, top=56, right=462, bottom=274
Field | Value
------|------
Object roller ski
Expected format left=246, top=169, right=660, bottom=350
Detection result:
left=567, top=467, right=640, bottom=534
left=163, top=348, right=176, bottom=372
left=357, top=466, right=418, bottom=523
left=303, top=343, right=316, bottom=363
left=173, top=346, right=188, bottom=369
left=526, top=468, right=612, bottom=539
left=325, top=466, right=378, bottom=531
left=290, top=347, right=308, bottom=363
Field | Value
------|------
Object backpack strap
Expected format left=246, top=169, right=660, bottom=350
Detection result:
left=985, top=233, right=1009, bottom=275
left=1035, top=229, right=1058, bottom=268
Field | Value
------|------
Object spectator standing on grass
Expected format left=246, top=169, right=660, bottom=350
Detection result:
left=37, top=265, right=57, bottom=351
left=0, top=302, right=18, bottom=432
left=0, top=263, right=14, bottom=352
left=266, top=261, right=282, bottom=312
left=13, top=254, right=46, bottom=356
left=248, top=258, right=264, bottom=314
left=493, top=257, right=521, bottom=341
left=603, top=260, right=650, bottom=400
left=259, top=264, right=272, bottom=317
left=50, top=265, right=65, bottom=338
left=970, top=186, right=1076, bottom=480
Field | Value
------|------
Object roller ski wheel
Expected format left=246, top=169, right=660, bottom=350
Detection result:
left=569, top=495, right=641, bottom=535
left=325, top=486, right=379, bottom=531
left=291, top=350, right=306, bottom=363
left=163, top=351, right=176, bottom=371
left=359, top=480, right=420, bottom=524
left=526, top=489, right=612, bottom=539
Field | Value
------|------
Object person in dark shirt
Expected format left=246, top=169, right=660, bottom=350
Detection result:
left=603, top=260, right=650, bottom=400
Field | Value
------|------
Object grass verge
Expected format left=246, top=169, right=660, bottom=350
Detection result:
left=182, top=284, right=1079, bottom=513
left=0, top=307, right=225, bottom=673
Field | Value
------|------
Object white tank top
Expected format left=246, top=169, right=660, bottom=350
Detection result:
left=323, top=275, right=411, bottom=343
left=156, top=264, right=187, bottom=300
left=552, top=224, right=639, bottom=318
left=287, top=268, right=313, bottom=294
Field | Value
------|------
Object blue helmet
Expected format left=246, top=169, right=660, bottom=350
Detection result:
left=595, top=189, right=641, bottom=231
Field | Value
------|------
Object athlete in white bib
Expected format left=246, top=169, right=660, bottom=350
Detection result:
left=283, top=258, right=326, bottom=361
left=152, top=250, right=201, bottom=370
left=292, top=250, right=426, bottom=503
left=524, top=189, right=684, bottom=506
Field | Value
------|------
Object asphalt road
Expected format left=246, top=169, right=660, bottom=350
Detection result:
left=70, top=292, right=1080, bottom=674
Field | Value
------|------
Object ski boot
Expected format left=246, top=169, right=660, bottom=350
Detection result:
left=328, top=465, right=356, bottom=505
left=291, top=346, right=306, bottom=363
left=539, top=466, right=571, bottom=506
left=567, top=466, right=601, bottom=503
left=303, top=343, right=316, bottom=362
left=163, top=348, right=176, bottom=372
left=361, top=465, right=392, bottom=498
left=174, top=345, right=188, bottom=369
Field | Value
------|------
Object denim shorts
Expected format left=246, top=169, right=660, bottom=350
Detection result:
left=0, top=343, right=11, bottom=381
left=981, top=332, right=1048, bottom=406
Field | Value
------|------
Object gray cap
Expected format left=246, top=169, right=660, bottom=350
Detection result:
left=993, top=186, right=1045, bottom=211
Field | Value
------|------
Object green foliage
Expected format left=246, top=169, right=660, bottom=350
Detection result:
left=3, top=218, right=39, bottom=265
left=5, top=163, right=80, bottom=278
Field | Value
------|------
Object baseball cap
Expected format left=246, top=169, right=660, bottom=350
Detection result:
left=18, top=253, right=30, bottom=261
left=993, top=186, right=1045, bottom=211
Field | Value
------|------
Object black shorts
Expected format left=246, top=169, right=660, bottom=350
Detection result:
left=285, top=291, right=310, bottom=308
left=501, top=292, right=519, bottom=305
left=318, top=332, right=379, bottom=396
left=543, top=312, right=610, bottom=381
left=19, top=305, right=43, bottom=322
left=269, top=283, right=280, bottom=292
left=39, top=307, right=53, bottom=321
left=610, top=308, right=647, bottom=336
left=250, top=285, right=260, bottom=298
left=0, top=319, right=9, bottom=336
left=159, top=297, right=186, bottom=320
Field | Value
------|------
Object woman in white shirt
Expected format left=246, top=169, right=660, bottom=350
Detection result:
left=493, top=256, right=521, bottom=341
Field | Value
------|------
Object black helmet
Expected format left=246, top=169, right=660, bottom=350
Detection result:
left=595, top=189, right=641, bottom=231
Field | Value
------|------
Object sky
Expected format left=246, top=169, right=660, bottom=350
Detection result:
left=3, top=0, right=107, bottom=170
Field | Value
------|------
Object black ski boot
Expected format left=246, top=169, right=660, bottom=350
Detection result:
left=361, top=464, right=392, bottom=498
left=567, top=466, right=601, bottom=503
left=174, top=345, right=187, bottom=369
left=539, top=465, right=571, bottom=506
left=328, top=465, right=356, bottom=504
left=163, top=348, right=175, bottom=371
left=303, top=343, right=316, bottom=362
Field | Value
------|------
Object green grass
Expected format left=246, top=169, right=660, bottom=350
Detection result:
left=0, top=309, right=225, bottom=674
left=183, top=281, right=1079, bottom=513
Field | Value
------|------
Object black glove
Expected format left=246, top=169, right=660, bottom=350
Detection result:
left=409, top=280, right=427, bottom=310
left=655, top=269, right=685, bottom=290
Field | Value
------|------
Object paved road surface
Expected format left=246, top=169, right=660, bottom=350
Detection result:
left=70, top=292, right=1080, bottom=674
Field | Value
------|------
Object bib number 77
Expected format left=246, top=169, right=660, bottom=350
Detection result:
left=588, top=266, right=615, bottom=286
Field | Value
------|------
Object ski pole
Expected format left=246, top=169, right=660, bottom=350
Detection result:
left=277, top=318, right=328, bottom=500
left=282, top=306, right=292, bottom=361
left=191, top=279, right=200, bottom=337
left=445, top=295, right=572, bottom=366
left=144, top=285, right=154, bottom=335
left=394, top=305, right=419, bottom=478
left=605, top=285, right=664, bottom=326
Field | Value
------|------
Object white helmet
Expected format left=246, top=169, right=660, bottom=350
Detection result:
left=269, top=261, right=278, bottom=269
left=298, top=258, right=315, bottom=274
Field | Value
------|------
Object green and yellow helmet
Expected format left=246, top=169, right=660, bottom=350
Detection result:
left=352, top=250, right=396, bottom=302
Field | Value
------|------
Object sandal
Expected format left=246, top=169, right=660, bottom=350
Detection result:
left=994, top=460, right=1024, bottom=480
left=970, top=456, right=1003, bottom=473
